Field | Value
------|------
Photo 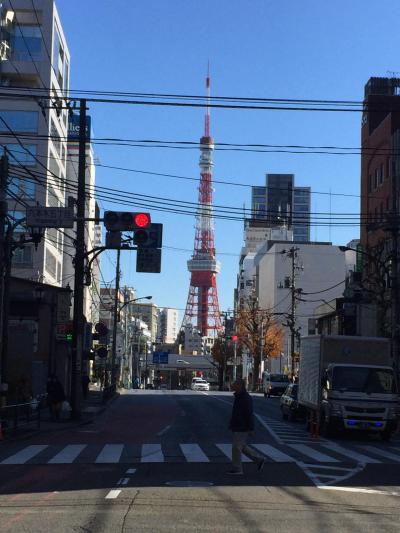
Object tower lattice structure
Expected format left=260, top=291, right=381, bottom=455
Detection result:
left=182, top=74, right=223, bottom=337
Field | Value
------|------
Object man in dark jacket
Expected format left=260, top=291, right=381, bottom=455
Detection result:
left=228, top=378, right=265, bottom=475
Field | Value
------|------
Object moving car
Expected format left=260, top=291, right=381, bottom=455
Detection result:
left=191, top=378, right=210, bottom=391
left=280, top=384, right=306, bottom=421
left=263, top=373, right=290, bottom=397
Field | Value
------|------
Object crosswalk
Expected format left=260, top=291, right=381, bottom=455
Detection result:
left=1, top=440, right=400, bottom=466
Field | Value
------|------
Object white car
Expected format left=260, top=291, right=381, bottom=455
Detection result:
left=191, top=378, right=210, bottom=391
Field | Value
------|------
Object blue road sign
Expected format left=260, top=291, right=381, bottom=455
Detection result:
left=153, top=351, right=169, bottom=364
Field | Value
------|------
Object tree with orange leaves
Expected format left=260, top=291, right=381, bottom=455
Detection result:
left=235, top=296, right=284, bottom=391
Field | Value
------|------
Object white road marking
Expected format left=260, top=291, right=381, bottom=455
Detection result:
left=48, top=444, right=86, bottom=464
left=105, top=489, right=121, bottom=499
left=216, top=444, right=252, bottom=462
left=254, top=414, right=284, bottom=445
left=180, top=443, right=210, bottom=463
left=95, top=444, right=124, bottom=464
left=320, top=486, right=400, bottom=496
left=117, top=477, right=129, bottom=486
left=360, top=446, right=400, bottom=462
left=126, top=468, right=137, bottom=474
left=304, top=464, right=353, bottom=472
left=141, top=444, right=164, bottom=462
left=157, top=425, right=171, bottom=436
left=1, top=445, right=48, bottom=465
left=289, top=444, right=339, bottom=463
left=322, top=443, right=381, bottom=464
left=252, top=443, right=295, bottom=462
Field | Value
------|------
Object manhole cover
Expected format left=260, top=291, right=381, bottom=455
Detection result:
left=166, top=481, right=214, bottom=487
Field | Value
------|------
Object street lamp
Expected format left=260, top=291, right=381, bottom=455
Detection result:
left=117, top=295, right=152, bottom=322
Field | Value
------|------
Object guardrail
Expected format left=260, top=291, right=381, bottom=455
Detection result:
left=0, top=394, right=47, bottom=437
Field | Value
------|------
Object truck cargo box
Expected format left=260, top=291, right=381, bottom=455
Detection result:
left=298, top=335, right=392, bottom=410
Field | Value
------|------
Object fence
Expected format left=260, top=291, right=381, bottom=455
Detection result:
left=0, top=395, right=47, bottom=437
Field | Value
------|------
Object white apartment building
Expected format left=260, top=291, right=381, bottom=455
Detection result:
left=157, top=308, right=179, bottom=344
left=62, top=114, right=101, bottom=323
left=253, top=241, right=356, bottom=372
left=1, top=0, right=70, bottom=286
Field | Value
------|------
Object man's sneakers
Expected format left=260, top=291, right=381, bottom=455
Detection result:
left=257, top=458, right=265, bottom=472
left=226, top=469, right=243, bottom=475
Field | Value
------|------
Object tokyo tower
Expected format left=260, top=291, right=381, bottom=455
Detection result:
left=182, top=73, right=223, bottom=336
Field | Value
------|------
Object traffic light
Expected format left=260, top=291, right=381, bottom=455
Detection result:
left=133, top=223, right=163, bottom=248
left=65, top=322, right=74, bottom=343
left=103, top=211, right=151, bottom=231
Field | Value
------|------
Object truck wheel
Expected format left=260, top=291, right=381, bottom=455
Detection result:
left=380, top=429, right=392, bottom=441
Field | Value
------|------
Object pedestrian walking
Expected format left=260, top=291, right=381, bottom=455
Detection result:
left=227, top=378, right=265, bottom=475
left=46, top=375, right=65, bottom=421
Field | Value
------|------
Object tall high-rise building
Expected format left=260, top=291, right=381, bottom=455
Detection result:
left=1, top=0, right=71, bottom=286
left=251, top=174, right=311, bottom=242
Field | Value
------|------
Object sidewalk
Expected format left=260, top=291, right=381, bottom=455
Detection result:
left=1, top=385, right=119, bottom=441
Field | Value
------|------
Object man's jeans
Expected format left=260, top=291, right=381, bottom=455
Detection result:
left=232, top=431, right=264, bottom=472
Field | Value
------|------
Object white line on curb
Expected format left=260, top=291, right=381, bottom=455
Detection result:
left=105, top=490, right=121, bottom=499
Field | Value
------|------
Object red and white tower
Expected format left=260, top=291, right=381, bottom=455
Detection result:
left=182, top=73, right=223, bottom=336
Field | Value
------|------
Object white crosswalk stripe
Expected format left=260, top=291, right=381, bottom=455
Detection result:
left=0, top=442, right=396, bottom=466
left=321, top=443, right=381, bottom=464
left=141, top=444, right=164, bottom=462
left=1, top=445, right=48, bottom=465
left=360, top=446, right=400, bottom=462
left=216, top=443, right=252, bottom=462
left=252, top=444, right=294, bottom=462
left=48, top=444, right=87, bottom=464
left=289, top=444, right=339, bottom=463
left=95, top=444, right=124, bottom=464
left=180, top=443, right=210, bottom=462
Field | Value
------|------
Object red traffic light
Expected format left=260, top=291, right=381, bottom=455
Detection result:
left=231, top=335, right=238, bottom=343
left=134, top=213, right=150, bottom=228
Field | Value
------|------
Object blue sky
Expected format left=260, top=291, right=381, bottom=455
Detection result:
left=57, top=0, right=400, bottom=316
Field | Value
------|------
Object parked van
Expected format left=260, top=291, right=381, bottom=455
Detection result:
left=263, top=373, right=290, bottom=397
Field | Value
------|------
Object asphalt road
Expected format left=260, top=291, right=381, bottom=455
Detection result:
left=1, top=390, right=400, bottom=532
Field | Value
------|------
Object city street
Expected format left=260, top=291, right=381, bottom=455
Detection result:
left=1, top=390, right=400, bottom=532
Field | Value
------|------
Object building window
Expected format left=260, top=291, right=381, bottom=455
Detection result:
left=3, top=144, right=37, bottom=166
left=50, top=118, right=62, bottom=156
left=12, top=245, right=33, bottom=267
left=45, top=249, right=57, bottom=278
left=8, top=209, right=26, bottom=232
left=8, top=176, right=35, bottom=198
left=11, top=25, right=42, bottom=61
left=52, top=25, right=65, bottom=89
left=379, top=163, right=384, bottom=185
left=0, top=111, right=38, bottom=133
left=368, top=174, right=372, bottom=193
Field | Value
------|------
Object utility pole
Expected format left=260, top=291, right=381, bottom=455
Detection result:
left=0, top=153, right=8, bottom=391
left=111, top=247, right=121, bottom=388
left=390, top=164, right=400, bottom=374
left=281, top=246, right=300, bottom=377
left=70, top=99, right=87, bottom=419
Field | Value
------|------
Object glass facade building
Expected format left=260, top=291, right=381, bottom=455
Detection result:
left=251, top=175, right=311, bottom=242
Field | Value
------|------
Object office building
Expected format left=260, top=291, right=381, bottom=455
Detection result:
left=251, top=174, right=311, bottom=242
left=1, top=0, right=70, bottom=286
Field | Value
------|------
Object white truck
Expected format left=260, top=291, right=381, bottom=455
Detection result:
left=298, top=335, right=400, bottom=440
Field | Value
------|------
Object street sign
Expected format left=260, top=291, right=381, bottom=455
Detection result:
left=26, top=207, right=74, bottom=228
left=136, top=248, right=161, bottom=273
left=153, top=351, right=169, bottom=364
left=57, top=292, right=71, bottom=323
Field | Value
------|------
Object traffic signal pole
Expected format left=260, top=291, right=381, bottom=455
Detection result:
left=111, top=248, right=121, bottom=388
left=70, top=99, right=87, bottom=419
left=0, top=155, right=8, bottom=388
